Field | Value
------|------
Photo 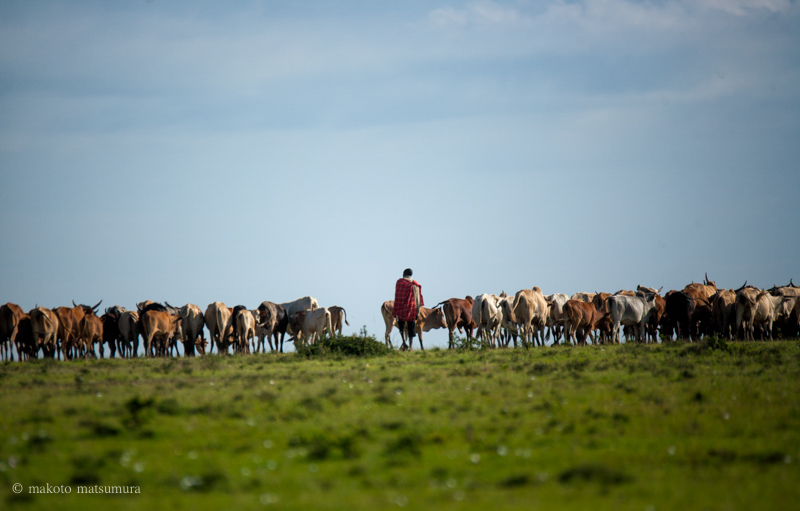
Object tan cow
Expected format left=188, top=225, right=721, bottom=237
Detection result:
left=141, top=309, right=183, bottom=357
left=235, top=309, right=256, bottom=354
left=570, top=292, right=596, bottom=303
left=30, top=307, right=60, bottom=358
left=712, top=289, right=737, bottom=339
left=328, top=306, right=349, bottom=336
left=735, top=287, right=767, bottom=341
left=512, top=287, right=549, bottom=348
left=380, top=301, right=447, bottom=350
left=205, top=302, right=233, bottom=354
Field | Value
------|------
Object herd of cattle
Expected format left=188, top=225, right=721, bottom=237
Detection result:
left=1, top=275, right=799, bottom=361
left=0, top=297, right=349, bottom=361
left=382, top=275, right=800, bottom=350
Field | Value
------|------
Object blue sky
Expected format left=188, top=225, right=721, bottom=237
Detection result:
left=1, top=0, right=798, bottom=349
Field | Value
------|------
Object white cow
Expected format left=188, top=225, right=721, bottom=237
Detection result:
left=177, top=304, right=205, bottom=356
left=291, top=308, right=333, bottom=346
left=545, top=293, right=570, bottom=344
left=472, top=294, right=502, bottom=346
left=280, top=296, right=319, bottom=316
left=607, top=294, right=658, bottom=344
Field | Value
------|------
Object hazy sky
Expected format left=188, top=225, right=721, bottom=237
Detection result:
left=1, top=0, right=798, bottom=350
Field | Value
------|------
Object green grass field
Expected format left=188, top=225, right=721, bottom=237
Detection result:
left=1, top=337, right=799, bottom=510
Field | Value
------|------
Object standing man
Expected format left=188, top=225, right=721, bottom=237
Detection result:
left=393, top=268, right=423, bottom=350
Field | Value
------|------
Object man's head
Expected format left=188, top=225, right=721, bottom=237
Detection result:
left=403, top=268, right=413, bottom=277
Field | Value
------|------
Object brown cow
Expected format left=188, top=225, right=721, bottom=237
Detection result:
left=381, top=301, right=447, bottom=350
left=1, top=302, right=24, bottom=361
left=683, top=274, right=718, bottom=302
left=79, top=313, right=103, bottom=359
left=435, top=297, right=476, bottom=349
left=30, top=307, right=60, bottom=358
left=14, top=314, right=37, bottom=361
left=562, top=300, right=607, bottom=346
left=256, top=301, right=289, bottom=353
left=54, top=300, right=101, bottom=360
left=140, top=309, right=183, bottom=357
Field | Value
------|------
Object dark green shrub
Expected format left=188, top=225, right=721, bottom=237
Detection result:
left=295, top=335, right=392, bottom=358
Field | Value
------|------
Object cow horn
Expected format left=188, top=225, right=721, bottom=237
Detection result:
left=791, top=278, right=797, bottom=288
left=72, top=300, right=78, bottom=307
left=734, top=281, right=747, bottom=292
left=704, top=272, right=708, bottom=284
left=92, top=300, right=102, bottom=311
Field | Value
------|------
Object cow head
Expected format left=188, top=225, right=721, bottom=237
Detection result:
left=73, top=300, right=102, bottom=316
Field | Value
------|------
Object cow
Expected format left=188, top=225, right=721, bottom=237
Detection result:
left=711, top=289, right=737, bottom=339
left=279, top=296, right=318, bottom=316
left=591, top=293, right=612, bottom=313
left=289, top=307, right=333, bottom=346
left=234, top=308, right=256, bottom=354
left=691, top=297, right=714, bottom=341
left=380, top=301, right=447, bottom=350
left=472, top=294, right=502, bottom=347
left=772, top=295, right=798, bottom=338
left=52, top=300, right=101, bottom=360
left=175, top=304, right=205, bottom=356
left=735, top=285, right=766, bottom=341
left=1, top=302, right=24, bottom=361
left=13, top=314, right=37, bottom=361
left=571, top=292, right=596, bottom=303
left=562, top=300, right=607, bottom=346
left=328, top=306, right=349, bottom=336
left=545, top=293, right=570, bottom=344
left=511, top=288, right=548, bottom=348
left=664, top=291, right=695, bottom=340
left=607, top=293, right=658, bottom=344
left=205, top=302, right=233, bottom=354
left=767, top=280, right=800, bottom=298
left=683, top=274, right=718, bottom=302
left=435, top=297, right=476, bottom=349
left=78, top=312, right=103, bottom=359
left=29, top=307, right=59, bottom=358
left=118, top=310, right=140, bottom=358
left=256, top=301, right=289, bottom=353
left=99, top=312, right=120, bottom=358
left=140, top=309, right=183, bottom=357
